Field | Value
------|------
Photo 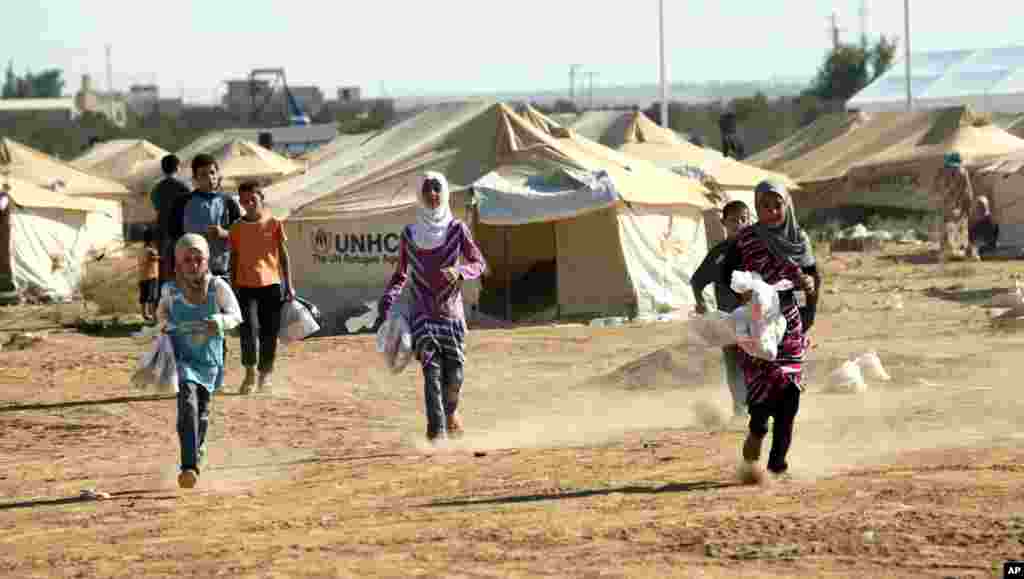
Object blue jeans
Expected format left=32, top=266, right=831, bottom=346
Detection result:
left=722, top=346, right=747, bottom=417
left=177, top=381, right=210, bottom=472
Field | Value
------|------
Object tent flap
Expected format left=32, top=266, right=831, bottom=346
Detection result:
left=474, top=169, right=618, bottom=225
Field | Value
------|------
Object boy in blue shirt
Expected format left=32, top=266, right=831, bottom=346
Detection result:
left=167, top=154, right=242, bottom=281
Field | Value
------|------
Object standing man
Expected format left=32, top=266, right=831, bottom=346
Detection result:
left=933, top=152, right=975, bottom=262
left=151, top=154, right=191, bottom=289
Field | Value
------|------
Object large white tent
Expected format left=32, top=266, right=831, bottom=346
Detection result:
left=849, top=45, right=1024, bottom=113
left=0, top=177, right=121, bottom=302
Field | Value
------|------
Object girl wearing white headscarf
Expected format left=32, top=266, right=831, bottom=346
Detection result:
left=156, top=233, right=242, bottom=489
left=378, top=172, right=487, bottom=444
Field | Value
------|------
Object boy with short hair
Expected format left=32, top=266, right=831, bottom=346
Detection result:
left=691, top=200, right=752, bottom=419
left=167, top=154, right=242, bottom=281
left=229, top=181, right=295, bottom=393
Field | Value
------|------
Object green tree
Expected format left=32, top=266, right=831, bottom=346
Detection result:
left=870, top=34, right=899, bottom=80
left=2, top=61, right=16, bottom=98
left=28, top=69, right=65, bottom=98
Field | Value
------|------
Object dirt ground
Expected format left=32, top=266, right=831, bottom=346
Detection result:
left=2, top=242, right=1024, bottom=578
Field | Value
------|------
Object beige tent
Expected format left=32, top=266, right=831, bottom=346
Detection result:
left=71, top=139, right=170, bottom=225
left=296, top=132, right=378, bottom=166
left=749, top=107, right=1024, bottom=211
left=522, top=107, right=795, bottom=244
left=202, top=138, right=303, bottom=189
left=264, top=100, right=709, bottom=332
left=0, top=175, right=121, bottom=302
left=975, top=150, right=1024, bottom=247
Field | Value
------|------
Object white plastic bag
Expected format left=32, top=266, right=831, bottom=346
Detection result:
left=826, top=359, right=867, bottom=393
left=855, top=351, right=890, bottom=381
left=729, top=271, right=793, bottom=361
left=131, top=333, right=179, bottom=393
left=280, top=299, right=321, bottom=343
left=376, top=312, right=413, bottom=374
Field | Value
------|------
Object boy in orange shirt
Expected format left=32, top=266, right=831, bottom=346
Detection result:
left=229, top=181, right=295, bottom=394
left=138, top=227, right=161, bottom=321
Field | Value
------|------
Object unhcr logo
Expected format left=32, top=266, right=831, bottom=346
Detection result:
left=312, top=228, right=332, bottom=255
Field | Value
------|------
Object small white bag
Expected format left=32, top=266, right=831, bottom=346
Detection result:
left=376, top=311, right=413, bottom=374
left=826, top=359, right=867, bottom=393
left=730, top=271, right=793, bottom=361
left=131, top=333, right=179, bottom=393
left=280, top=299, right=321, bottom=343
left=855, top=351, right=891, bottom=381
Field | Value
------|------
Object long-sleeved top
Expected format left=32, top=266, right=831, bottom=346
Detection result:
left=691, top=239, right=740, bottom=313
left=156, top=276, right=242, bottom=391
left=969, top=216, right=999, bottom=253
left=379, top=221, right=487, bottom=330
left=150, top=176, right=191, bottom=243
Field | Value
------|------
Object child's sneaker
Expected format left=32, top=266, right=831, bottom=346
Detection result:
left=197, top=442, right=208, bottom=468
left=177, top=468, right=198, bottom=489
left=239, top=367, right=257, bottom=395
left=258, top=371, right=273, bottom=392
left=742, top=433, right=764, bottom=462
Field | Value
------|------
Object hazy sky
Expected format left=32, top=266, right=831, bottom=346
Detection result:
left=7, top=1, right=1024, bottom=103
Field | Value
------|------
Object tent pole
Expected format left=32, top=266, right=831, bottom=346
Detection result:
left=504, top=228, right=511, bottom=322
left=553, top=223, right=560, bottom=320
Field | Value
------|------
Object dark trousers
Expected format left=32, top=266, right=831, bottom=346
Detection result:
left=177, top=381, right=210, bottom=472
left=747, top=383, right=801, bottom=473
left=421, top=352, right=464, bottom=438
left=236, top=284, right=283, bottom=373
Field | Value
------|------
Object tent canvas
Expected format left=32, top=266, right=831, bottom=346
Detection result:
left=976, top=151, right=1024, bottom=248
left=0, top=137, right=131, bottom=198
left=848, top=46, right=1024, bottom=114
left=749, top=107, right=1024, bottom=211
left=0, top=176, right=121, bottom=301
left=71, top=139, right=170, bottom=225
left=264, top=101, right=709, bottom=332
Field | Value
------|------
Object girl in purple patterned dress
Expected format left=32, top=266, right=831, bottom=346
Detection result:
left=723, top=180, right=819, bottom=478
left=378, top=172, right=487, bottom=443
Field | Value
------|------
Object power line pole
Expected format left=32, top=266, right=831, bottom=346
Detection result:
left=904, top=0, right=912, bottom=111
left=585, top=71, right=598, bottom=110
left=658, top=0, right=668, bottom=128
left=569, top=64, right=582, bottom=108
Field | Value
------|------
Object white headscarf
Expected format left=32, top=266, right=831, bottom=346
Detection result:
left=411, top=171, right=454, bottom=250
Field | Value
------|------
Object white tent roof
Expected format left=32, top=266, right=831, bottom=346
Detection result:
left=849, top=45, right=1024, bottom=113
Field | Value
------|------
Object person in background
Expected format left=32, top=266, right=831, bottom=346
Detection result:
left=229, top=181, right=294, bottom=394
left=933, top=151, right=975, bottom=261
left=156, top=234, right=242, bottom=489
left=150, top=154, right=192, bottom=289
left=691, top=200, right=752, bottom=421
left=722, top=180, right=818, bottom=481
left=377, top=172, right=487, bottom=444
left=138, top=227, right=161, bottom=322
left=168, top=154, right=242, bottom=281
left=968, top=195, right=999, bottom=258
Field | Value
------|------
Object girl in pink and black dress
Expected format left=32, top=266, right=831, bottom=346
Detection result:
left=378, top=172, right=487, bottom=443
left=722, top=180, right=819, bottom=478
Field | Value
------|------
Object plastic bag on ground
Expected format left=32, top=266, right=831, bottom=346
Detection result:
left=855, top=351, right=890, bottom=381
left=729, top=271, right=793, bottom=361
left=376, top=311, right=413, bottom=374
left=826, top=359, right=867, bottom=393
left=131, top=334, right=179, bottom=394
left=280, top=298, right=321, bottom=343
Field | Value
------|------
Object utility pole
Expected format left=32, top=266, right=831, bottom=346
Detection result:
left=859, top=0, right=870, bottom=47
left=828, top=11, right=844, bottom=50
left=658, top=0, right=668, bottom=128
left=569, top=64, right=582, bottom=108
left=904, top=0, right=912, bottom=111
left=585, top=71, right=598, bottom=110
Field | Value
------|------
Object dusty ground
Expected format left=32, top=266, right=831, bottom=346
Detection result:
left=2, top=242, right=1024, bottom=578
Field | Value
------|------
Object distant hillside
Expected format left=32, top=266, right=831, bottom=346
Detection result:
left=392, top=80, right=810, bottom=110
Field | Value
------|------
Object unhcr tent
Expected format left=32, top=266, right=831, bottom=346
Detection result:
left=1, top=137, right=125, bottom=247
left=848, top=46, right=1024, bottom=114
left=975, top=151, right=1024, bottom=248
left=71, top=139, right=170, bottom=226
left=749, top=107, right=1024, bottom=211
left=0, top=176, right=120, bottom=302
left=296, top=132, right=378, bottom=166
left=522, top=106, right=794, bottom=245
left=264, top=100, right=709, bottom=332
left=203, top=138, right=302, bottom=189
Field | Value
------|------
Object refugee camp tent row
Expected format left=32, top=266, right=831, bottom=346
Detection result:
left=0, top=176, right=121, bottom=303
left=264, top=100, right=711, bottom=333
left=72, top=139, right=170, bottom=226
left=748, top=106, right=1024, bottom=213
left=521, top=106, right=795, bottom=245
left=1, top=137, right=125, bottom=254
